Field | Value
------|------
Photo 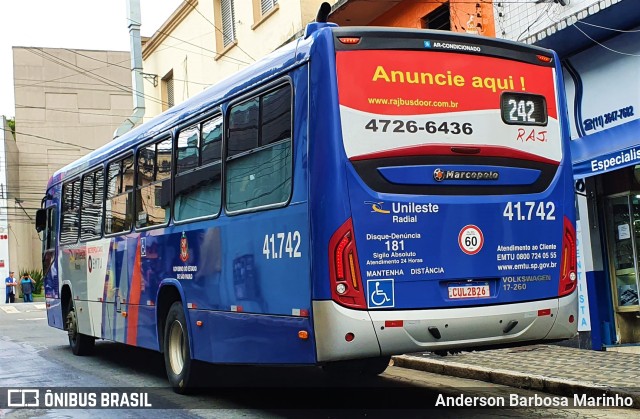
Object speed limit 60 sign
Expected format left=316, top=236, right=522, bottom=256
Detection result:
left=458, top=225, right=484, bottom=255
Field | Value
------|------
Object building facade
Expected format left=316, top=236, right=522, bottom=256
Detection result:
left=0, top=117, right=18, bottom=285
left=11, top=47, right=132, bottom=273
left=497, top=0, right=640, bottom=350
left=140, top=0, right=332, bottom=119
left=330, top=0, right=495, bottom=35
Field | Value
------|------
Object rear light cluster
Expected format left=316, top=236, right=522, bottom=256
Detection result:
left=558, top=216, right=577, bottom=297
left=338, top=37, right=361, bottom=45
left=329, top=218, right=366, bottom=309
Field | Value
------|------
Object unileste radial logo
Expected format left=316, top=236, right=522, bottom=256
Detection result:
left=366, top=201, right=391, bottom=214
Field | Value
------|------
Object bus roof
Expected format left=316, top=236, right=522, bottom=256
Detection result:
left=48, top=24, right=556, bottom=190
left=48, top=28, right=313, bottom=189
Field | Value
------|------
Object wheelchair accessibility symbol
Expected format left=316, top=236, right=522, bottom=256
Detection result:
left=367, top=278, right=394, bottom=308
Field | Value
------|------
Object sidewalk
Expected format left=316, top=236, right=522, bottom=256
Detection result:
left=393, top=344, right=640, bottom=407
left=0, top=296, right=45, bottom=305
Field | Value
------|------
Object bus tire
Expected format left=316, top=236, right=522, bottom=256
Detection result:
left=163, top=301, right=196, bottom=394
left=360, top=356, right=391, bottom=375
left=66, top=300, right=95, bottom=356
left=322, top=356, right=390, bottom=378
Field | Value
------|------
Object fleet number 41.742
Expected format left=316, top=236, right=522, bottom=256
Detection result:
left=263, top=231, right=302, bottom=259
left=503, top=201, right=555, bottom=221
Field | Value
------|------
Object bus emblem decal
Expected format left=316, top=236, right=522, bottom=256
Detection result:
left=180, top=232, right=189, bottom=262
left=434, top=169, right=499, bottom=181
left=365, top=201, right=391, bottom=214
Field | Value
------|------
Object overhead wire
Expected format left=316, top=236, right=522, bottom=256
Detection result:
left=25, top=48, right=168, bottom=108
left=571, top=21, right=640, bottom=57
left=182, top=0, right=255, bottom=63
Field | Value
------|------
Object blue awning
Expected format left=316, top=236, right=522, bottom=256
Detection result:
left=534, top=1, right=640, bottom=58
left=571, top=119, right=640, bottom=178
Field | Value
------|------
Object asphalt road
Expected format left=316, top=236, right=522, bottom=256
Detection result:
left=0, top=302, right=637, bottom=418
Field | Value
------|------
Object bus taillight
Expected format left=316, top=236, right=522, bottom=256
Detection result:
left=338, top=37, right=361, bottom=45
left=329, top=218, right=366, bottom=309
left=558, top=216, right=577, bottom=297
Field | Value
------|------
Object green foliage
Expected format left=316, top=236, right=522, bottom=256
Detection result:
left=18, top=268, right=44, bottom=294
left=7, top=118, right=15, bottom=137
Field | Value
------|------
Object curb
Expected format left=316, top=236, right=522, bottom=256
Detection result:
left=392, top=355, right=640, bottom=408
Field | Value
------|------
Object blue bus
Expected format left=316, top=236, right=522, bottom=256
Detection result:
left=36, top=17, right=577, bottom=393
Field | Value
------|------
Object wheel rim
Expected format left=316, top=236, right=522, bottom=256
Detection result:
left=168, top=320, right=186, bottom=375
left=67, top=310, right=78, bottom=344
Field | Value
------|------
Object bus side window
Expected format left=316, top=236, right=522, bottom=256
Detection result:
left=42, top=205, right=57, bottom=275
left=105, top=156, right=134, bottom=234
left=80, top=168, right=104, bottom=241
left=226, top=84, right=292, bottom=212
left=136, top=138, right=172, bottom=228
left=60, top=179, right=80, bottom=244
left=174, top=116, right=222, bottom=221
left=176, top=124, right=199, bottom=174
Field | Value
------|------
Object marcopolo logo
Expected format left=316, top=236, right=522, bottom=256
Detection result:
left=433, top=168, right=499, bottom=182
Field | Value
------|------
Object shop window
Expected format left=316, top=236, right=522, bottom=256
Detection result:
left=605, top=194, right=640, bottom=309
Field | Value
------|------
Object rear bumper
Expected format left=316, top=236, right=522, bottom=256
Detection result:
left=313, top=292, right=577, bottom=362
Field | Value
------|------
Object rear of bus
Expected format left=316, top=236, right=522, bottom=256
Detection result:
left=310, top=28, right=577, bottom=362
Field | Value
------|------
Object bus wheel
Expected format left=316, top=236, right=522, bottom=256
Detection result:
left=163, top=302, right=196, bottom=394
left=66, top=301, right=95, bottom=356
left=360, top=356, right=391, bottom=375
left=322, top=356, right=391, bottom=378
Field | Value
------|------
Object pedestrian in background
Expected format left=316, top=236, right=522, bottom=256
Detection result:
left=20, top=273, right=35, bottom=303
left=5, top=271, right=17, bottom=303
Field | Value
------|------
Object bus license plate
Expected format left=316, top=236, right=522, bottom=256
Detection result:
left=448, top=283, right=489, bottom=299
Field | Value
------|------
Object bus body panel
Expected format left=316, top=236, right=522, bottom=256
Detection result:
left=314, top=291, right=577, bottom=361
left=190, top=310, right=315, bottom=364
left=346, top=166, right=566, bottom=308
left=44, top=60, right=316, bottom=365
left=313, top=300, right=380, bottom=362
left=335, top=42, right=572, bottom=311
left=307, top=28, right=353, bottom=303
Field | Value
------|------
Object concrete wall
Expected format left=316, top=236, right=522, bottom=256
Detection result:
left=11, top=47, right=132, bottom=272
left=371, top=0, right=495, bottom=36
left=0, top=117, right=17, bottom=282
